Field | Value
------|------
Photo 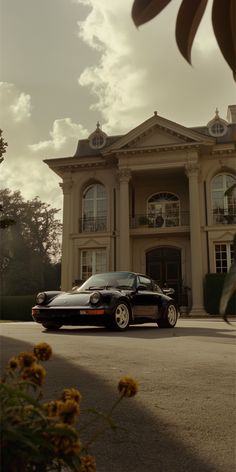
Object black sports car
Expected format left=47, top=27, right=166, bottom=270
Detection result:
left=32, top=271, right=179, bottom=331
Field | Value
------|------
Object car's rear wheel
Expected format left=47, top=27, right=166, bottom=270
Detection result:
left=157, top=303, right=177, bottom=328
left=110, top=302, right=130, bottom=331
left=42, top=322, right=62, bottom=331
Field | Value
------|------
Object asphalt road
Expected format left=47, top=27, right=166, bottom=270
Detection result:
left=0, top=319, right=236, bottom=472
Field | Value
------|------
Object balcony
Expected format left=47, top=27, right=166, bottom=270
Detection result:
left=130, top=212, right=190, bottom=229
left=80, top=216, right=107, bottom=233
left=212, top=210, right=236, bottom=225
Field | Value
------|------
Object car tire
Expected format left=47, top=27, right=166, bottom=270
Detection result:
left=42, top=323, right=62, bottom=331
left=157, top=303, right=177, bottom=328
left=110, top=302, right=130, bottom=331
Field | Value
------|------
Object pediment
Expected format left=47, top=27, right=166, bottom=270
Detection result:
left=123, top=125, right=191, bottom=149
left=81, top=238, right=104, bottom=247
left=214, top=231, right=235, bottom=241
left=103, top=113, right=214, bottom=155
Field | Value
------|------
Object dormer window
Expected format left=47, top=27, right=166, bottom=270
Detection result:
left=207, top=108, right=228, bottom=137
left=89, top=122, right=107, bottom=149
left=92, top=135, right=105, bottom=147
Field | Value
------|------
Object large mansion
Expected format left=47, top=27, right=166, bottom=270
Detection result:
left=45, top=106, right=236, bottom=315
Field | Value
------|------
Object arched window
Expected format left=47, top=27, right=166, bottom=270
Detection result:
left=82, top=183, right=107, bottom=232
left=211, top=173, right=236, bottom=224
left=147, top=192, right=180, bottom=227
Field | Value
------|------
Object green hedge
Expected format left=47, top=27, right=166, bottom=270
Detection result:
left=204, top=273, right=236, bottom=315
left=0, top=295, right=36, bottom=321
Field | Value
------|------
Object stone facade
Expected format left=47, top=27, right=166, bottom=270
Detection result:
left=45, top=106, right=236, bottom=315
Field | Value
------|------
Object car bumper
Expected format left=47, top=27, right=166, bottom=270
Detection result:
left=32, top=306, right=113, bottom=326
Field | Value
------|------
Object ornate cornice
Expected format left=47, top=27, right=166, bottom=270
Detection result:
left=115, top=142, right=202, bottom=157
left=59, top=179, right=73, bottom=194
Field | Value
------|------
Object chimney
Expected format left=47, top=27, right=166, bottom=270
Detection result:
left=227, top=105, right=236, bottom=123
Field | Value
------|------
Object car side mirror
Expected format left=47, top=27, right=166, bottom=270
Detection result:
left=162, top=287, right=175, bottom=296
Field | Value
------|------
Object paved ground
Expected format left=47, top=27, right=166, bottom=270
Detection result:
left=0, top=319, right=236, bottom=472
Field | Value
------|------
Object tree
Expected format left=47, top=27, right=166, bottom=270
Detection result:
left=0, top=189, right=62, bottom=295
left=131, top=0, right=236, bottom=80
left=0, top=129, right=8, bottom=161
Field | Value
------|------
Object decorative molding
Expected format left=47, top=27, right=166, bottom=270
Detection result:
left=116, top=142, right=201, bottom=156
left=185, top=162, right=199, bottom=178
left=117, top=168, right=132, bottom=182
left=59, top=179, right=73, bottom=194
left=211, top=148, right=235, bottom=155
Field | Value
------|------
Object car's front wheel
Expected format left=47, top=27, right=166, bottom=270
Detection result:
left=42, top=322, right=62, bottom=331
left=110, top=302, right=130, bottom=331
left=157, top=303, right=178, bottom=328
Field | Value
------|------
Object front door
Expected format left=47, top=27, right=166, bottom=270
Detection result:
left=146, top=247, right=181, bottom=304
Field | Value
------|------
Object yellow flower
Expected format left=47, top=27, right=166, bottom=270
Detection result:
left=118, top=377, right=138, bottom=398
left=44, top=400, right=63, bottom=417
left=8, top=356, right=19, bottom=369
left=59, top=400, right=80, bottom=424
left=80, top=455, right=96, bottom=472
left=18, top=352, right=36, bottom=368
left=62, top=388, right=82, bottom=404
left=33, top=343, right=52, bottom=361
left=50, top=423, right=81, bottom=455
left=22, top=364, right=46, bottom=386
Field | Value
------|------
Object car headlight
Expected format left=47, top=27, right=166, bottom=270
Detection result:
left=36, top=292, right=46, bottom=305
left=90, top=291, right=101, bottom=305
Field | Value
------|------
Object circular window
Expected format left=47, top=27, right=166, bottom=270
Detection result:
left=207, top=109, right=228, bottom=137
left=89, top=122, right=107, bottom=149
left=208, top=121, right=227, bottom=137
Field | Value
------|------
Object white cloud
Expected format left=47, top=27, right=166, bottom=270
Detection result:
left=77, top=0, right=147, bottom=133
left=0, top=82, right=87, bottom=213
left=30, top=118, right=88, bottom=154
left=10, top=92, right=31, bottom=122
left=0, top=82, right=32, bottom=123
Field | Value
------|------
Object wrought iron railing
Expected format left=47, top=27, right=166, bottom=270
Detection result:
left=212, top=210, right=236, bottom=225
left=80, top=216, right=107, bottom=232
left=130, top=212, right=190, bottom=229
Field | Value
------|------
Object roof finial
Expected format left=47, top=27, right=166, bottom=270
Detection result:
left=154, top=110, right=158, bottom=116
left=96, top=121, right=100, bottom=129
left=215, top=107, right=219, bottom=117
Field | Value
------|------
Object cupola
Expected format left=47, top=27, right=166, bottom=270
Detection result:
left=88, top=122, right=107, bottom=149
left=207, top=108, right=228, bottom=137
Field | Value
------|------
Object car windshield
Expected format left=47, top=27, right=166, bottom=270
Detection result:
left=77, top=272, right=136, bottom=291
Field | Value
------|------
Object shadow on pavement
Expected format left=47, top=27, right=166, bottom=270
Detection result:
left=34, top=322, right=236, bottom=341
left=0, top=335, right=234, bottom=472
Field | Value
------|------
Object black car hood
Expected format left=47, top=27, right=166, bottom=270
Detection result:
left=46, top=288, right=125, bottom=307
left=48, top=291, right=92, bottom=307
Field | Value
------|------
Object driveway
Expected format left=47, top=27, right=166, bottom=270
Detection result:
left=0, top=319, right=235, bottom=472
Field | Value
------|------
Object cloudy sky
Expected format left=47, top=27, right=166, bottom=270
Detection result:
left=1, top=0, right=235, bottom=213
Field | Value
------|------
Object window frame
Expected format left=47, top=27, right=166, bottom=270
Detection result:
left=211, top=173, right=236, bottom=224
left=80, top=248, right=107, bottom=280
left=214, top=242, right=234, bottom=273
left=82, top=183, right=107, bottom=232
left=147, top=192, right=180, bottom=227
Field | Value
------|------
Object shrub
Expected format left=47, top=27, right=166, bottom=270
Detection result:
left=0, top=295, right=35, bottom=321
left=0, top=343, right=138, bottom=472
left=204, top=273, right=236, bottom=315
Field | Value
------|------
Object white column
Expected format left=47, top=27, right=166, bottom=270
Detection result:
left=185, top=162, right=206, bottom=315
left=59, top=176, right=73, bottom=291
left=118, top=169, right=131, bottom=271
